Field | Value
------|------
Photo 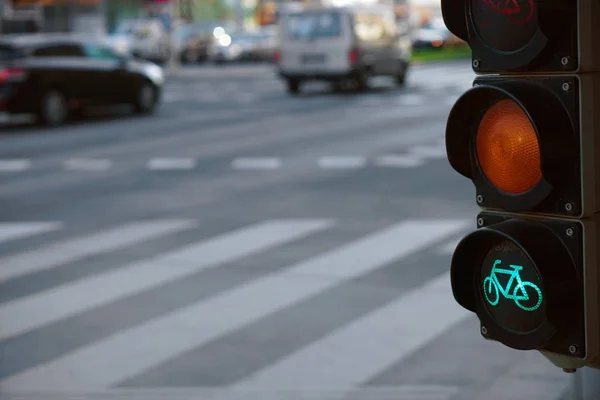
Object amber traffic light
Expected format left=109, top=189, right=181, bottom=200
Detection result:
left=475, top=99, right=542, bottom=195
left=446, top=75, right=581, bottom=216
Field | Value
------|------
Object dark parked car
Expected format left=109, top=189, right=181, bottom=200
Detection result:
left=0, top=33, right=164, bottom=127
left=412, top=16, right=464, bottom=49
left=208, top=30, right=278, bottom=64
left=177, top=21, right=237, bottom=64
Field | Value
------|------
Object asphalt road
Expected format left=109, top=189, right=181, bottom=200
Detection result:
left=0, top=61, right=573, bottom=400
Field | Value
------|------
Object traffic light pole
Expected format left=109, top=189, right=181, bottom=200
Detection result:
left=441, top=0, right=600, bottom=396
left=166, top=0, right=179, bottom=74
left=569, top=368, right=600, bottom=400
left=234, top=0, right=245, bottom=32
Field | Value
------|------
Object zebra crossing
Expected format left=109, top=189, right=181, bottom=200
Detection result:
left=0, top=218, right=568, bottom=399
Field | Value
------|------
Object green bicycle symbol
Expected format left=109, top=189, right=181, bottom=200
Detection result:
left=483, top=259, right=543, bottom=312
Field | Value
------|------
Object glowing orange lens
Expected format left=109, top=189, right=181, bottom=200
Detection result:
left=476, top=99, right=542, bottom=194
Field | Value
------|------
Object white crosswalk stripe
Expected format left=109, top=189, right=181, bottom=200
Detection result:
left=235, top=272, right=469, bottom=389
left=0, top=222, right=62, bottom=245
left=436, top=236, right=464, bottom=255
left=0, top=220, right=198, bottom=283
left=0, top=217, right=569, bottom=399
left=0, top=219, right=332, bottom=342
left=0, top=386, right=461, bottom=400
left=0, top=219, right=466, bottom=390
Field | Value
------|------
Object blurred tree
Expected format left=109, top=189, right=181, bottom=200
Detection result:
left=190, top=0, right=231, bottom=21
left=178, top=0, right=194, bottom=22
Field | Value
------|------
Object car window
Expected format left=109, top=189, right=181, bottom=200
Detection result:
left=84, top=45, right=122, bottom=61
left=284, top=12, right=342, bottom=40
left=0, top=44, right=23, bottom=61
left=115, top=20, right=139, bottom=35
left=33, top=44, right=85, bottom=57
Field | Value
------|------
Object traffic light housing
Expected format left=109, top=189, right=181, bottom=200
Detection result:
left=441, top=0, right=600, bottom=73
left=447, top=75, right=583, bottom=216
left=443, top=0, right=600, bottom=372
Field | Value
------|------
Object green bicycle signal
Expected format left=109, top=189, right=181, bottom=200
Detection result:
left=483, top=259, right=543, bottom=312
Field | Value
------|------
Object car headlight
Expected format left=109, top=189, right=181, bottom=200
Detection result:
left=218, top=34, right=231, bottom=47
left=114, top=40, right=129, bottom=53
left=146, top=64, right=164, bottom=84
left=228, top=44, right=242, bottom=56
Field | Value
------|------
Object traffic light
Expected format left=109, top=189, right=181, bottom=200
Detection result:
left=442, top=0, right=600, bottom=372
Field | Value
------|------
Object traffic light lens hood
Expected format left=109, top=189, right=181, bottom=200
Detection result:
left=451, top=218, right=580, bottom=351
left=466, top=6, right=548, bottom=71
left=446, top=82, right=575, bottom=212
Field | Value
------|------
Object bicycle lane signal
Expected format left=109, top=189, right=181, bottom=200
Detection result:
left=483, top=259, right=543, bottom=312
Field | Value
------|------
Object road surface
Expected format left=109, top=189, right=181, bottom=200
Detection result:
left=0, top=61, right=573, bottom=400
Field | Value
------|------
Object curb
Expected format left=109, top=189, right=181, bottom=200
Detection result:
left=163, top=58, right=471, bottom=81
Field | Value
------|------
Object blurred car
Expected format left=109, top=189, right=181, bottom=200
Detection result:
left=177, top=21, right=236, bottom=64
left=0, top=34, right=164, bottom=127
left=276, top=5, right=412, bottom=94
left=109, top=18, right=172, bottom=64
left=252, top=28, right=279, bottom=62
left=108, top=19, right=137, bottom=54
left=208, top=29, right=278, bottom=64
left=412, top=16, right=464, bottom=49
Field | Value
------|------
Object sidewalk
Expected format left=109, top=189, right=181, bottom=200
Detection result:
left=164, top=59, right=472, bottom=79
left=164, top=64, right=277, bottom=80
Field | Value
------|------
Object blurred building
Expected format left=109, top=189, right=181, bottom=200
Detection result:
left=106, top=0, right=146, bottom=32
left=408, top=0, right=441, bottom=27
left=1, top=0, right=181, bottom=35
left=1, top=0, right=43, bottom=34
left=253, top=0, right=414, bottom=27
left=1, top=0, right=106, bottom=34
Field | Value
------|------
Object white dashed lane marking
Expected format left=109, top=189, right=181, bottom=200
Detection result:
left=395, top=94, right=427, bottom=106
left=232, top=158, right=282, bottom=170
left=147, top=158, right=197, bottom=170
left=3, top=145, right=449, bottom=175
left=318, top=156, right=367, bottom=169
left=374, top=155, right=425, bottom=168
left=409, top=145, right=447, bottom=159
left=64, top=159, right=112, bottom=171
left=0, top=159, right=31, bottom=172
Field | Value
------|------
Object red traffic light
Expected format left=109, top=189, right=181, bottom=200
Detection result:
left=441, top=0, right=580, bottom=73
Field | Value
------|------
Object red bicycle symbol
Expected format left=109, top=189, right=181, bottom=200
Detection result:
left=476, top=0, right=535, bottom=27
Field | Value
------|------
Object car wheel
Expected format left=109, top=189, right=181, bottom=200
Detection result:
left=134, top=82, right=157, bottom=114
left=331, top=80, right=344, bottom=93
left=184, top=49, right=198, bottom=64
left=39, top=89, right=68, bottom=127
left=342, top=73, right=367, bottom=93
left=286, top=79, right=300, bottom=95
left=395, top=61, right=409, bottom=86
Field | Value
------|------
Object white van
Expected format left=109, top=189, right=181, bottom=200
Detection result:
left=276, top=5, right=412, bottom=94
